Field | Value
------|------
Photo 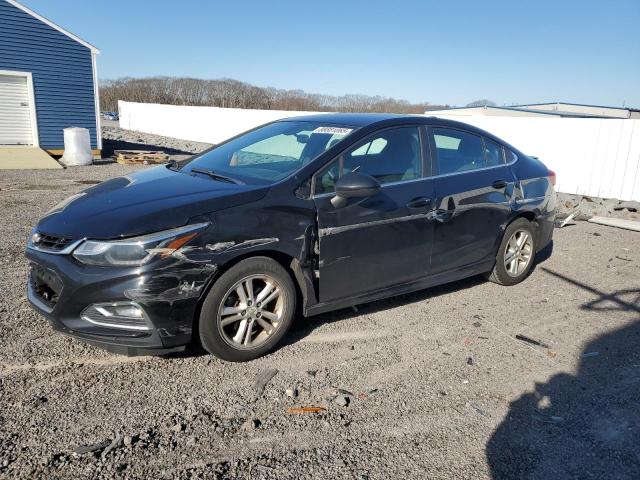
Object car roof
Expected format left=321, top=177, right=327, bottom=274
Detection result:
left=276, top=112, right=488, bottom=130
left=277, top=112, right=407, bottom=127
left=275, top=113, right=515, bottom=149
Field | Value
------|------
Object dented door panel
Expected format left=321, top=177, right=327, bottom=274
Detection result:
left=431, top=165, right=516, bottom=274
left=314, top=179, right=435, bottom=303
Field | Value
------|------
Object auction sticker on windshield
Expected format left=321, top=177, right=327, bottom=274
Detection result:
left=312, top=127, right=353, bottom=135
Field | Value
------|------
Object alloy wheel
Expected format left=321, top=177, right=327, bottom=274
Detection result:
left=217, top=274, right=283, bottom=350
left=503, top=229, right=533, bottom=277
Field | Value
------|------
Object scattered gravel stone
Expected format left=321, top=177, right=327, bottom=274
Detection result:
left=72, top=440, right=110, bottom=456
left=334, top=395, right=350, bottom=407
left=123, top=435, right=137, bottom=448
left=101, top=433, right=123, bottom=458
left=101, top=125, right=212, bottom=158
left=171, top=423, right=185, bottom=433
left=613, top=200, right=640, bottom=212
left=254, top=368, right=279, bottom=398
left=241, top=418, right=261, bottom=431
left=285, top=387, right=298, bottom=398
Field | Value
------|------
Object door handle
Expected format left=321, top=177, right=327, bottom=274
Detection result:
left=492, top=179, right=507, bottom=189
left=406, top=197, right=432, bottom=209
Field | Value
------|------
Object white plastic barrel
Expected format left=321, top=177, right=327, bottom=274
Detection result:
left=60, top=127, right=92, bottom=166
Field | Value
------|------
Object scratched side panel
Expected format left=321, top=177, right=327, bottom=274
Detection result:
left=172, top=189, right=320, bottom=313
left=314, top=179, right=435, bottom=303
left=511, top=154, right=556, bottom=249
left=431, top=165, right=516, bottom=274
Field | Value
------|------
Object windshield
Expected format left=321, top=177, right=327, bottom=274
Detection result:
left=181, top=121, right=354, bottom=184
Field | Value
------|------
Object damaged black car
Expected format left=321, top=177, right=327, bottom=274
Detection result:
left=26, top=114, right=556, bottom=361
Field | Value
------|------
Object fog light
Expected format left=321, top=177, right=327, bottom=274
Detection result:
left=81, top=301, right=151, bottom=331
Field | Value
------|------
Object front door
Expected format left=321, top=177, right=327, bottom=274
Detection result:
left=313, top=126, right=435, bottom=304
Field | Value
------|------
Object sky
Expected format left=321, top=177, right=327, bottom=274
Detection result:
left=19, top=0, right=640, bottom=107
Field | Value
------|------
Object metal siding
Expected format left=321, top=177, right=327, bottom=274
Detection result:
left=0, top=0, right=97, bottom=149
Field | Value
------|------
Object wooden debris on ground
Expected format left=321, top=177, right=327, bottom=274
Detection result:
left=114, top=150, right=169, bottom=165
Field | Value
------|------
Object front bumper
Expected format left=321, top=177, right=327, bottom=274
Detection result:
left=25, top=248, right=216, bottom=355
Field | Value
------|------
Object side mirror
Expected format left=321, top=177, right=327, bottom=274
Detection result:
left=331, top=172, right=380, bottom=208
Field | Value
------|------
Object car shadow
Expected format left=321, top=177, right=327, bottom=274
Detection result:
left=283, top=242, right=555, bottom=347
left=283, top=274, right=488, bottom=347
left=485, top=268, right=640, bottom=479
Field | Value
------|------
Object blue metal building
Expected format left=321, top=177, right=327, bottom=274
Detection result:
left=0, top=0, right=101, bottom=153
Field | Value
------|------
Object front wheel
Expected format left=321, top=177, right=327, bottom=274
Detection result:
left=487, top=218, right=536, bottom=286
left=198, top=257, right=296, bottom=361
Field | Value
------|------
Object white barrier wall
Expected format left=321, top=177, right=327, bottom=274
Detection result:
left=118, top=101, right=325, bottom=145
left=118, top=101, right=640, bottom=201
left=432, top=115, right=640, bottom=201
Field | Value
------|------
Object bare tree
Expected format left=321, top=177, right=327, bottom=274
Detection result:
left=465, top=99, right=497, bottom=107
left=99, top=76, right=450, bottom=114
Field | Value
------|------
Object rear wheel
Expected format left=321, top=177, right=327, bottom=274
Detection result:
left=198, top=257, right=296, bottom=361
left=487, top=218, right=536, bottom=286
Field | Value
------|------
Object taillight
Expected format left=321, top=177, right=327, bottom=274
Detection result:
left=548, top=170, right=556, bottom=186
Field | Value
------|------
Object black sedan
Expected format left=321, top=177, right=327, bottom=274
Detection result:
left=26, top=114, right=556, bottom=361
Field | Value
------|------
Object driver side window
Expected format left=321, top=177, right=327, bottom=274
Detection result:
left=314, top=126, right=422, bottom=195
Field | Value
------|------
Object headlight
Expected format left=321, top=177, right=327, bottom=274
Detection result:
left=72, top=222, right=209, bottom=266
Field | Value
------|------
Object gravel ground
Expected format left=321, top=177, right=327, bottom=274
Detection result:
left=1, top=132, right=639, bottom=479
left=101, top=125, right=212, bottom=159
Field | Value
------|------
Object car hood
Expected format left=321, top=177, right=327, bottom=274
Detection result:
left=36, top=166, right=269, bottom=239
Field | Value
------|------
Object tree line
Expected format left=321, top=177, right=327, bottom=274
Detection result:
left=99, top=77, right=452, bottom=114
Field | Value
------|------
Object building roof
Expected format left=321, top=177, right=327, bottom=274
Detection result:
left=425, top=103, right=638, bottom=118
left=426, top=105, right=604, bottom=118
left=5, top=0, right=100, bottom=54
left=512, top=102, right=639, bottom=113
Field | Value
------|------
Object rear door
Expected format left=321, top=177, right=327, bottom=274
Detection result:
left=312, top=125, right=436, bottom=303
left=428, top=127, right=516, bottom=274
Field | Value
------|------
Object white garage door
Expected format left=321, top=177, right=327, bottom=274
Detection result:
left=0, top=74, right=35, bottom=145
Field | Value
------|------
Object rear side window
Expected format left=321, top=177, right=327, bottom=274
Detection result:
left=432, top=128, right=485, bottom=175
left=484, top=138, right=505, bottom=167
left=504, top=148, right=518, bottom=163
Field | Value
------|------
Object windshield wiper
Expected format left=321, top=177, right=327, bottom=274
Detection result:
left=166, top=159, right=179, bottom=171
left=190, top=168, right=244, bottom=185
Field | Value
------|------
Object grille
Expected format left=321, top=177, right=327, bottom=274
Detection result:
left=33, top=233, right=75, bottom=252
left=29, top=264, right=63, bottom=309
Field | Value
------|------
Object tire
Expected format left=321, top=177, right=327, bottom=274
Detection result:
left=487, top=218, right=536, bottom=286
left=198, top=257, right=296, bottom=362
